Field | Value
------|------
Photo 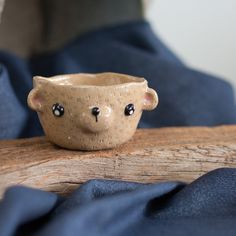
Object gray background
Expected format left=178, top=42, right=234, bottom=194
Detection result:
left=147, top=0, right=236, bottom=90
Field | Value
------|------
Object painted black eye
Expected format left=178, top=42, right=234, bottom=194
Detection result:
left=124, top=103, right=135, bottom=116
left=52, top=103, right=64, bottom=117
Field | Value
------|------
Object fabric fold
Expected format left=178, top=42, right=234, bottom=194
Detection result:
left=0, top=168, right=236, bottom=236
left=0, top=63, right=27, bottom=138
left=0, top=21, right=236, bottom=139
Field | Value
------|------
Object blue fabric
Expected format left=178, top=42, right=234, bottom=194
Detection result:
left=0, top=168, right=236, bottom=236
left=0, top=21, right=236, bottom=139
left=1, top=21, right=236, bottom=235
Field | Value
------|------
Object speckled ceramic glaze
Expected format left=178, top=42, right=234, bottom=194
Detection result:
left=27, top=73, right=158, bottom=150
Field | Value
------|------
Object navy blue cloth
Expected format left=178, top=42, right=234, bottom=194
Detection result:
left=1, top=21, right=236, bottom=236
left=0, top=168, right=236, bottom=236
left=0, top=21, right=236, bottom=139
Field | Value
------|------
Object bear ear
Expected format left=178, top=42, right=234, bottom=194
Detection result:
left=27, top=76, right=47, bottom=112
left=33, top=76, right=48, bottom=87
left=143, top=88, right=159, bottom=111
left=27, top=88, right=45, bottom=112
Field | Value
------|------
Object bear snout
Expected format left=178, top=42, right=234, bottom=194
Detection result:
left=80, top=105, right=114, bottom=133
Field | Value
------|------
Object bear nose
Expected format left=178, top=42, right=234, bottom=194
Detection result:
left=91, top=107, right=100, bottom=121
left=91, top=107, right=100, bottom=116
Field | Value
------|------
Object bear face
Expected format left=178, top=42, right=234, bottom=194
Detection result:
left=28, top=73, right=158, bottom=150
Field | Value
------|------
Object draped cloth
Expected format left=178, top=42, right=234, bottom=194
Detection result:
left=0, top=21, right=236, bottom=236
left=0, top=168, right=236, bottom=236
left=0, top=21, right=236, bottom=139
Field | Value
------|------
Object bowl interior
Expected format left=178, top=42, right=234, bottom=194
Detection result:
left=46, top=73, right=145, bottom=87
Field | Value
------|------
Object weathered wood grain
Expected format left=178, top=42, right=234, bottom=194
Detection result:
left=0, top=126, right=236, bottom=196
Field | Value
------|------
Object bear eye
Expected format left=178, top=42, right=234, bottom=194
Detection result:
left=52, top=103, right=64, bottom=117
left=124, top=103, right=135, bottom=116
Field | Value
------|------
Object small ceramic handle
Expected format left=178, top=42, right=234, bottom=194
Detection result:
left=27, top=88, right=43, bottom=112
left=143, top=87, right=159, bottom=111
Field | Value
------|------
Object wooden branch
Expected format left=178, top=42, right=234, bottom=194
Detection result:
left=0, top=126, right=236, bottom=197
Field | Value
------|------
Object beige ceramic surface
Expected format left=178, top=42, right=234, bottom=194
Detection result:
left=28, top=72, right=158, bottom=150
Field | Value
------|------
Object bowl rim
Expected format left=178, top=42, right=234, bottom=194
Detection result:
left=33, top=72, right=147, bottom=88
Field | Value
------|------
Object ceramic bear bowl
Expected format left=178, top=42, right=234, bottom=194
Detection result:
left=28, top=72, right=158, bottom=150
